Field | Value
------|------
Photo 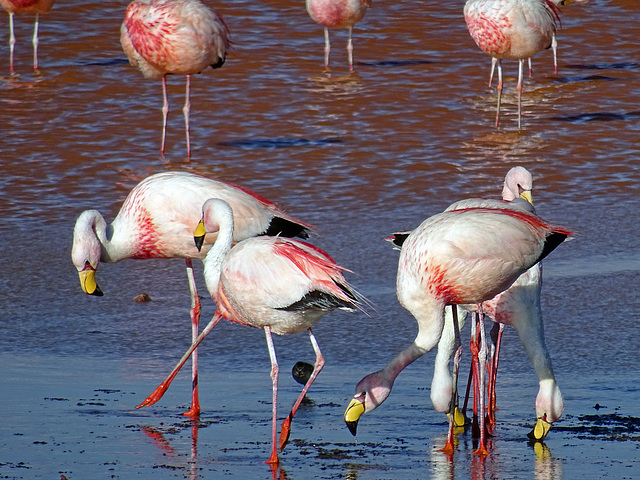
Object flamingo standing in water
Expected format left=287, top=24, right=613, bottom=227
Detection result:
left=137, top=198, right=362, bottom=465
left=345, top=201, right=572, bottom=455
left=120, top=0, right=230, bottom=157
left=0, top=0, right=54, bottom=71
left=305, top=0, right=371, bottom=71
left=71, top=171, right=311, bottom=417
left=464, top=0, right=561, bottom=128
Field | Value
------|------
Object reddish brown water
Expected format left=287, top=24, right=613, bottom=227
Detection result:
left=1, top=0, right=639, bottom=478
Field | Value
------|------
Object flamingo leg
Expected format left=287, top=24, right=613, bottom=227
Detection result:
left=470, top=314, right=481, bottom=438
left=552, top=34, right=558, bottom=75
left=441, top=306, right=462, bottom=456
left=183, top=259, right=201, bottom=417
left=161, top=76, right=169, bottom=156
left=279, top=328, right=325, bottom=452
left=487, top=322, right=504, bottom=424
left=489, top=57, right=497, bottom=87
left=8, top=13, right=16, bottom=72
left=137, top=312, right=223, bottom=409
left=517, top=59, right=524, bottom=130
left=347, top=26, right=354, bottom=71
left=32, top=14, right=39, bottom=70
left=264, top=326, right=280, bottom=465
left=183, top=74, right=191, bottom=158
left=323, top=27, right=330, bottom=68
left=528, top=57, right=532, bottom=77
left=474, top=305, right=489, bottom=456
left=495, top=60, right=503, bottom=128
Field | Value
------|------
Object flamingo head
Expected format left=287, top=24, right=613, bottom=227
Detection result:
left=71, top=210, right=104, bottom=296
left=528, top=379, right=564, bottom=441
left=344, top=370, right=394, bottom=436
left=502, top=166, right=534, bottom=205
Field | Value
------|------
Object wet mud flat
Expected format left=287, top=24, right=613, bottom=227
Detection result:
left=1, top=354, right=639, bottom=479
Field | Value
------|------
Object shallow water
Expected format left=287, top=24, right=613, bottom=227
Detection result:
left=1, top=0, right=639, bottom=478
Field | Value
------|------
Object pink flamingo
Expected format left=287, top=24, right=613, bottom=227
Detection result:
left=305, top=0, right=371, bottom=71
left=0, top=0, right=54, bottom=71
left=345, top=201, right=572, bottom=456
left=464, top=0, right=561, bottom=128
left=120, top=0, right=230, bottom=157
left=71, top=171, right=311, bottom=417
left=137, top=198, right=362, bottom=465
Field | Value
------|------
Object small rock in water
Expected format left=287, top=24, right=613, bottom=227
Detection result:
left=133, top=292, right=152, bottom=303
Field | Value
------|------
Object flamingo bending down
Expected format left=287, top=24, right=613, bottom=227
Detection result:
left=0, top=0, right=54, bottom=71
left=464, top=0, right=561, bottom=128
left=305, top=0, right=371, bottom=71
left=71, top=171, right=311, bottom=416
left=137, top=198, right=362, bottom=464
left=345, top=201, right=572, bottom=455
left=120, top=0, right=230, bottom=157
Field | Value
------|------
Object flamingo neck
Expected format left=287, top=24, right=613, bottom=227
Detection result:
left=202, top=203, right=235, bottom=299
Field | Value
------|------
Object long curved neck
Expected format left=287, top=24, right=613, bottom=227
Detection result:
left=202, top=211, right=234, bottom=299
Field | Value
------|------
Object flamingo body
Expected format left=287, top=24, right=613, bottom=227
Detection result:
left=138, top=198, right=360, bottom=464
left=464, top=0, right=561, bottom=128
left=305, top=0, right=371, bottom=70
left=120, top=0, right=230, bottom=156
left=0, top=0, right=54, bottom=71
left=345, top=202, right=571, bottom=442
left=72, top=171, right=310, bottom=417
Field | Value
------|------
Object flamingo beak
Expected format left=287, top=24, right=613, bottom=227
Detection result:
left=79, top=265, right=103, bottom=296
left=520, top=190, right=533, bottom=205
left=194, top=219, right=206, bottom=252
left=528, top=415, right=552, bottom=441
left=344, top=398, right=365, bottom=436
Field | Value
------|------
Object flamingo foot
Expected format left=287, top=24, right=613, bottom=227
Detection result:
left=265, top=449, right=279, bottom=465
left=279, top=417, right=292, bottom=452
left=136, top=384, right=169, bottom=409
left=473, top=442, right=489, bottom=456
left=440, top=439, right=455, bottom=456
left=182, top=405, right=200, bottom=417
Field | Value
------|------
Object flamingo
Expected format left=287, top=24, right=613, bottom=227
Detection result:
left=305, top=0, right=371, bottom=71
left=71, top=171, right=311, bottom=417
left=464, top=0, right=561, bottom=128
left=345, top=201, right=572, bottom=455
left=120, top=0, right=230, bottom=157
left=136, top=198, right=362, bottom=464
left=0, top=0, right=54, bottom=71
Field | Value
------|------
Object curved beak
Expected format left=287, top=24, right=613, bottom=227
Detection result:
left=194, top=219, right=206, bottom=252
left=344, top=397, right=366, bottom=436
left=79, top=267, right=103, bottom=296
left=528, top=415, right=552, bottom=441
left=520, top=190, right=533, bottom=205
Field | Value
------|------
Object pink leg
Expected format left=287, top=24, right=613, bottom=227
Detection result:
left=487, top=322, right=504, bottom=424
left=323, top=27, right=330, bottom=68
left=32, top=14, right=40, bottom=70
left=470, top=313, right=481, bottom=437
left=279, top=328, right=325, bottom=452
left=137, top=312, right=223, bottom=409
left=183, top=75, right=191, bottom=158
left=183, top=259, right=201, bottom=417
left=474, top=305, right=488, bottom=456
left=8, top=13, right=16, bottom=73
left=552, top=34, right=558, bottom=74
left=489, top=57, right=497, bottom=87
left=161, top=76, right=169, bottom=156
left=264, top=326, right=280, bottom=465
left=495, top=60, right=503, bottom=128
left=528, top=57, right=532, bottom=77
left=347, top=26, right=354, bottom=72
left=517, top=59, right=524, bottom=130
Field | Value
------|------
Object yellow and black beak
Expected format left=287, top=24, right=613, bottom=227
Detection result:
left=344, top=398, right=366, bottom=436
left=194, top=219, right=206, bottom=252
left=528, top=415, right=552, bottom=441
left=79, top=264, right=103, bottom=296
left=520, top=190, right=533, bottom=205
